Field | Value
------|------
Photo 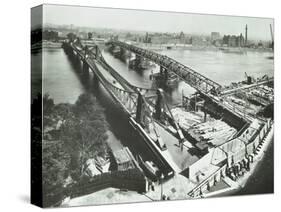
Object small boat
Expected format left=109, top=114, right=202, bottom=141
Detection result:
left=137, top=155, right=160, bottom=180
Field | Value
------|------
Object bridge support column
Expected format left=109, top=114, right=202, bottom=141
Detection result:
left=155, top=89, right=164, bottom=120
left=136, top=93, right=148, bottom=130
left=67, top=48, right=75, bottom=58
left=94, top=45, right=99, bottom=59
left=129, top=54, right=144, bottom=71
left=108, top=44, right=115, bottom=55
left=203, top=100, right=207, bottom=122
left=82, top=60, right=89, bottom=74
left=159, top=66, right=169, bottom=86
left=119, top=47, right=127, bottom=62
left=73, top=51, right=81, bottom=65
left=62, top=42, right=72, bottom=56
left=135, top=55, right=142, bottom=67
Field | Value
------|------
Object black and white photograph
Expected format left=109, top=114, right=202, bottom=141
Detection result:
left=31, top=3, right=274, bottom=208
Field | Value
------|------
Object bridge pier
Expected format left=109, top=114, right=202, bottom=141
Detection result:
left=62, top=42, right=73, bottom=56
left=158, top=66, right=178, bottom=88
left=82, top=60, right=89, bottom=74
left=119, top=47, right=127, bottom=62
left=160, top=66, right=169, bottom=84
left=93, top=45, right=99, bottom=59
left=107, top=44, right=114, bottom=54
left=129, top=54, right=145, bottom=71
left=155, top=89, right=164, bottom=121
left=71, top=50, right=81, bottom=65
left=203, top=101, right=207, bottom=122
left=63, top=42, right=81, bottom=68
left=109, top=45, right=128, bottom=62
left=135, top=55, right=142, bottom=67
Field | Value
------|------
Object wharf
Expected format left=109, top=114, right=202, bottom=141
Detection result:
left=154, top=122, right=200, bottom=172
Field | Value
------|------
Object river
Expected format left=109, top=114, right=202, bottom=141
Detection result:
left=32, top=46, right=274, bottom=195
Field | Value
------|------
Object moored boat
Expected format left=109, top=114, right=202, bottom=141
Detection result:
left=137, top=155, right=160, bottom=181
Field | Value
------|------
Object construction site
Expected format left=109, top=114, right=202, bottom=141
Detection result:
left=59, top=29, right=274, bottom=205
left=103, top=38, right=274, bottom=199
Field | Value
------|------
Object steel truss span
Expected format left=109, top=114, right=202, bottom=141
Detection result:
left=108, top=40, right=222, bottom=95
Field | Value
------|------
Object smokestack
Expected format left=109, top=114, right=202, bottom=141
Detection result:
left=245, top=24, right=248, bottom=46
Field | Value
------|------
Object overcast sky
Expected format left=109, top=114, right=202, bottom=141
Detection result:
left=43, top=4, right=274, bottom=41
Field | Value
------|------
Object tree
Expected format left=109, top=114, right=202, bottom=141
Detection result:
left=60, top=93, right=109, bottom=177
left=40, top=93, right=109, bottom=205
left=42, top=141, right=70, bottom=207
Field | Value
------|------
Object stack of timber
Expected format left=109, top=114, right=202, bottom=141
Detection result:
left=228, top=96, right=246, bottom=106
left=226, top=96, right=261, bottom=117
left=188, top=120, right=237, bottom=146
left=249, top=86, right=274, bottom=103
left=171, top=107, right=203, bottom=131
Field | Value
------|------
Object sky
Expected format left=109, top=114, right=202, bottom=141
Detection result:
left=42, top=4, right=274, bottom=41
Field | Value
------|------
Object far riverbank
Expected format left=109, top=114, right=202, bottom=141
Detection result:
left=135, top=43, right=273, bottom=54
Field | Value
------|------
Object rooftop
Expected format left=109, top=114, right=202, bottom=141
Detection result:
left=113, top=147, right=133, bottom=164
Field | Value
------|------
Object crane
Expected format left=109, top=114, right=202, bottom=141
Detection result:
left=270, top=24, right=274, bottom=50
left=245, top=72, right=253, bottom=85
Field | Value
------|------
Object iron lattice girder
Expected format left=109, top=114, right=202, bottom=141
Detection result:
left=70, top=42, right=139, bottom=114
left=67, top=41, right=182, bottom=143
left=71, top=41, right=179, bottom=121
left=90, top=44, right=159, bottom=96
left=73, top=41, right=158, bottom=97
left=110, top=41, right=222, bottom=93
left=109, top=82, right=138, bottom=113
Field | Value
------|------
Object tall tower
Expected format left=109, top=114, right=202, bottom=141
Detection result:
left=245, top=24, right=248, bottom=46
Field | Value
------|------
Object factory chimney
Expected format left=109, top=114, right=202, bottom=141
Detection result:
left=245, top=24, right=248, bottom=46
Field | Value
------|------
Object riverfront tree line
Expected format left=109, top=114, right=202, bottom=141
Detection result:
left=31, top=93, right=109, bottom=206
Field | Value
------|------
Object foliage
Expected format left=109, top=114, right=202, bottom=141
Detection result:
left=33, top=93, right=109, bottom=206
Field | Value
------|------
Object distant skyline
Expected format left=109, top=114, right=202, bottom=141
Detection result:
left=40, top=4, right=273, bottom=41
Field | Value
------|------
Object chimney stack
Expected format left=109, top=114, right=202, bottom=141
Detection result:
left=245, top=24, right=248, bottom=46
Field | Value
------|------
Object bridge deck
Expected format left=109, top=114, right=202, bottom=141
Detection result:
left=94, top=62, right=124, bottom=90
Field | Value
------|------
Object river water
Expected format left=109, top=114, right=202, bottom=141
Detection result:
left=32, top=47, right=273, bottom=195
